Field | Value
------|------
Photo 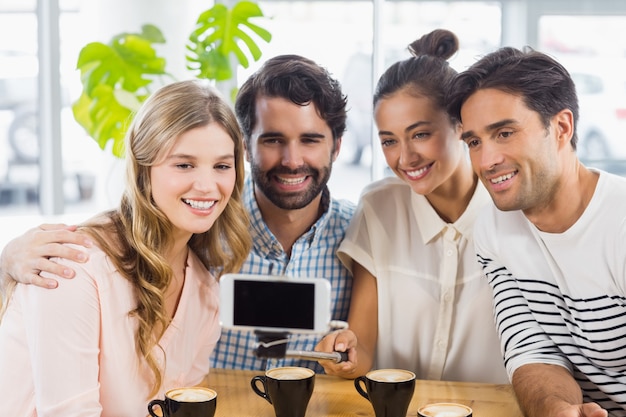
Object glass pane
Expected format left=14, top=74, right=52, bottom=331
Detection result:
left=539, top=15, right=626, bottom=176
left=374, top=1, right=501, bottom=183
left=58, top=10, right=106, bottom=214
left=4, top=1, right=625, bottom=221
left=0, top=3, right=106, bottom=217
left=246, top=1, right=375, bottom=203
left=0, top=11, right=39, bottom=212
left=250, top=1, right=501, bottom=203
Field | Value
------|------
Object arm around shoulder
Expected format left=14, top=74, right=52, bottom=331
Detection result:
left=0, top=223, right=92, bottom=289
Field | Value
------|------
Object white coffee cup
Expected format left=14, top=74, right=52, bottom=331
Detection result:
left=417, top=402, right=473, bottom=417
left=266, top=366, right=315, bottom=380
left=167, top=387, right=217, bottom=402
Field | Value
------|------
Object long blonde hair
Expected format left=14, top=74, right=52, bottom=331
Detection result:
left=83, top=80, right=251, bottom=396
left=0, top=274, right=14, bottom=318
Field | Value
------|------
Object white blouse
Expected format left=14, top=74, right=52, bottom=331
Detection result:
left=338, top=177, right=508, bottom=383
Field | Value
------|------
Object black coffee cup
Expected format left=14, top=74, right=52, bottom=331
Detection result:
left=250, top=366, right=315, bottom=417
left=418, top=402, right=473, bottom=417
left=147, top=386, right=217, bottom=417
left=354, top=368, right=416, bottom=417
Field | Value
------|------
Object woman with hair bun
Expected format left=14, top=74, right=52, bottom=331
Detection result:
left=316, top=29, right=507, bottom=383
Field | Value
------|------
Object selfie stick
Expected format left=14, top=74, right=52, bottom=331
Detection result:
left=284, top=350, right=348, bottom=363
left=253, top=330, right=348, bottom=363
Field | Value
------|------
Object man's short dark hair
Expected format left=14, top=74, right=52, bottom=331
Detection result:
left=447, top=46, right=579, bottom=148
left=235, top=54, right=348, bottom=147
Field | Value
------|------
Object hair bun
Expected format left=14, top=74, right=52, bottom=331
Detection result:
left=408, top=29, right=459, bottom=60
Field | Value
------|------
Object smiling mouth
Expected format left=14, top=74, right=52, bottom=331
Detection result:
left=405, top=163, right=433, bottom=179
left=275, top=175, right=307, bottom=185
left=183, top=199, right=216, bottom=210
left=489, top=172, right=516, bottom=184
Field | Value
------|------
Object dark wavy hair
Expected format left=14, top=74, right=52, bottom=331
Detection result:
left=447, top=46, right=579, bottom=149
left=235, top=54, right=348, bottom=148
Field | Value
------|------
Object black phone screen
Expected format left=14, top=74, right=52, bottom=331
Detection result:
left=233, top=279, right=315, bottom=330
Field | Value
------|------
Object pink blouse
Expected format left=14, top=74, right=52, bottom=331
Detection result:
left=0, top=244, right=220, bottom=417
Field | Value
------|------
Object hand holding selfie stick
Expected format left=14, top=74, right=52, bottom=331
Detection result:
left=253, top=330, right=348, bottom=363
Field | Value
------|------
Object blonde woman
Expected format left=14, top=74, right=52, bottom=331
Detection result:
left=0, top=80, right=251, bottom=416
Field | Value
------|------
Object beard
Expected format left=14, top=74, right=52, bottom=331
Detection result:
left=251, top=163, right=333, bottom=210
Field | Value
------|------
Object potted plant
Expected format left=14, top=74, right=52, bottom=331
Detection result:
left=72, top=1, right=272, bottom=158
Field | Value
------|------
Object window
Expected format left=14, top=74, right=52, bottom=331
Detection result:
left=1, top=0, right=625, bottom=219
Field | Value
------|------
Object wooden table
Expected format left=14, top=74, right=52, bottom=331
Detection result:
left=203, top=368, right=523, bottom=417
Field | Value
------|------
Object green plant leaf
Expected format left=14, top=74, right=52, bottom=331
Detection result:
left=72, top=92, right=94, bottom=133
left=73, top=24, right=169, bottom=158
left=76, top=26, right=168, bottom=96
left=226, top=1, right=272, bottom=66
left=138, top=23, right=167, bottom=43
left=186, top=1, right=272, bottom=81
left=186, top=48, right=232, bottom=80
left=72, top=85, right=137, bottom=157
left=72, top=4, right=271, bottom=159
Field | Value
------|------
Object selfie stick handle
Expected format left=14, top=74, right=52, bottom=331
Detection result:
left=252, top=330, right=348, bottom=363
left=254, top=330, right=290, bottom=359
left=285, top=350, right=349, bottom=363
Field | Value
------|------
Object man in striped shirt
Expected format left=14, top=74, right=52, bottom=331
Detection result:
left=448, top=47, right=625, bottom=417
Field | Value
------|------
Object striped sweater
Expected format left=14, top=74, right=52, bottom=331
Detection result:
left=474, top=170, right=626, bottom=416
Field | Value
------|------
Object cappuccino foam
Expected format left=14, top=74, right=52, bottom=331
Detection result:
left=267, top=366, right=315, bottom=380
left=167, top=387, right=217, bottom=402
left=418, top=403, right=472, bottom=417
left=367, top=369, right=415, bottom=383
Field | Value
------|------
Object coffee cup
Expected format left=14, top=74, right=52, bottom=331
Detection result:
left=354, top=368, right=416, bottom=417
left=417, top=402, right=473, bottom=417
left=250, top=366, right=315, bottom=417
left=147, top=386, right=217, bottom=417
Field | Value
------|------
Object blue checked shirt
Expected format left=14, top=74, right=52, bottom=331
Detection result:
left=210, top=176, right=355, bottom=373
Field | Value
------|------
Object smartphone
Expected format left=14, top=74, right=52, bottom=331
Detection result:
left=219, top=273, right=332, bottom=334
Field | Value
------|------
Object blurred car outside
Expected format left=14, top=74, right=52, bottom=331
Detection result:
left=0, top=52, right=100, bottom=206
left=340, top=48, right=409, bottom=166
left=340, top=51, right=374, bottom=166
left=556, top=53, right=626, bottom=174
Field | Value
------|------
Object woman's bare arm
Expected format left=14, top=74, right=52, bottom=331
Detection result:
left=315, top=262, right=378, bottom=378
